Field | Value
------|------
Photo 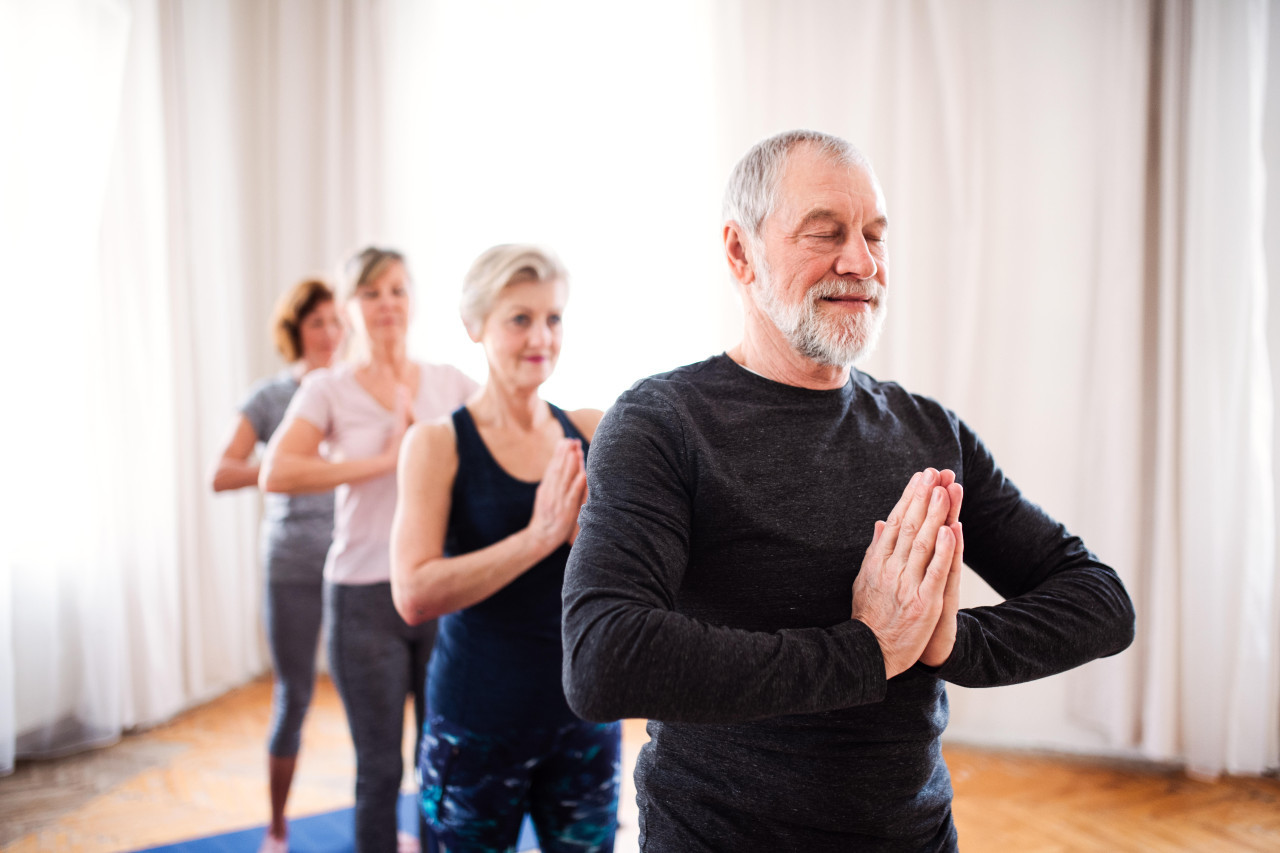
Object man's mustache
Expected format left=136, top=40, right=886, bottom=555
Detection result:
left=810, top=279, right=886, bottom=304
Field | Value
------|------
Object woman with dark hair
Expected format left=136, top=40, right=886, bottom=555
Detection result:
left=262, top=248, right=477, bottom=853
left=210, top=277, right=345, bottom=853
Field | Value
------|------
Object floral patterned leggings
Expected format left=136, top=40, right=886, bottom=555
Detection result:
left=418, top=715, right=621, bottom=853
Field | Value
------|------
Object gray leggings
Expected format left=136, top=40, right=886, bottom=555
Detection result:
left=265, top=579, right=325, bottom=757
left=326, top=581, right=437, bottom=853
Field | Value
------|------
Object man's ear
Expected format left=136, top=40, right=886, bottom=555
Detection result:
left=724, top=221, right=756, bottom=286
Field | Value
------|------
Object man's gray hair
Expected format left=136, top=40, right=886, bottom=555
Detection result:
left=722, top=130, right=868, bottom=242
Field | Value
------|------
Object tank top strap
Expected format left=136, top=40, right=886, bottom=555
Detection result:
left=548, top=403, right=585, bottom=444
left=450, top=405, right=489, bottom=461
left=453, top=402, right=585, bottom=475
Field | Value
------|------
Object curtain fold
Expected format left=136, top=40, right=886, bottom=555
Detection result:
left=1142, top=0, right=1278, bottom=776
left=2, top=0, right=141, bottom=770
left=0, top=0, right=397, bottom=774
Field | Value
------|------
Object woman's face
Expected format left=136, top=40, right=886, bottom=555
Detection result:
left=353, top=260, right=412, bottom=346
left=479, top=277, right=567, bottom=390
left=298, top=299, right=345, bottom=368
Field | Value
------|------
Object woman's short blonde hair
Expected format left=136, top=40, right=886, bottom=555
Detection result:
left=341, top=246, right=407, bottom=301
left=461, top=244, right=568, bottom=337
left=271, top=278, right=335, bottom=362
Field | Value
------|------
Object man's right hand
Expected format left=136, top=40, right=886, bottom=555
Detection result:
left=851, top=468, right=957, bottom=679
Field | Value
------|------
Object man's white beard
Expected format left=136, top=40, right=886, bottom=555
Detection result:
left=754, top=257, right=887, bottom=367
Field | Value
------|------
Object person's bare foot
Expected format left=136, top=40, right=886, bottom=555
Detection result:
left=258, top=832, right=288, bottom=853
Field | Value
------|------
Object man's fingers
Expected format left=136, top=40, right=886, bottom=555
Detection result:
left=945, top=482, right=963, bottom=526
left=919, top=524, right=955, bottom=600
left=887, top=472, right=922, bottom=524
left=886, top=470, right=932, bottom=561
left=936, top=470, right=960, bottom=524
left=867, top=520, right=886, bottom=554
left=901, top=482, right=952, bottom=582
left=878, top=471, right=921, bottom=555
left=949, top=520, right=964, bottom=575
left=892, top=469, right=947, bottom=569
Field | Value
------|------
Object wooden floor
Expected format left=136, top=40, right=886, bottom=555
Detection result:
left=2, top=677, right=1278, bottom=852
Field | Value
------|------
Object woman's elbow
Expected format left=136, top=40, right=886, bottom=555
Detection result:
left=259, top=459, right=289, bottom=493
left=391, top=574, right=445, bottom=626
left=393, top=596, right=426, bottom=626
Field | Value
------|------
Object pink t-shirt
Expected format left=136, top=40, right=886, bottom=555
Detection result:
left=286, top=361, right=478, bottom=585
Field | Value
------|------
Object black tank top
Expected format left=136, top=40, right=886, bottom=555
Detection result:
left=427, top=403, right=588, bottom=733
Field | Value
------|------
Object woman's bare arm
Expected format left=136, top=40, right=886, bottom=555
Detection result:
left=391, top=423, right=584, bottom=625
left=260, top=415, right=399, bottom=494
left=210, top=415, right=261, bottom=492
left=567, top=407, right=605, bottom=442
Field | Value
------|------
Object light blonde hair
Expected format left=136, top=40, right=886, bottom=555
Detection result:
left=340, top=246, right=407, bottom=302
left=460, top=244, right=568, bottom=337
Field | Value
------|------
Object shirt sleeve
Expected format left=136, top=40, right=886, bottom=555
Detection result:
left=561, top=384, right=888, bottom=725
left=284, top=370, right=335, bottom=437
left=926, top=418, right=1136, bottom=687
left=238, top=381, right=272, bottom=442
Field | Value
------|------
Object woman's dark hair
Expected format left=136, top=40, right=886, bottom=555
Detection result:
left=271, top=278, right=336, bottom=361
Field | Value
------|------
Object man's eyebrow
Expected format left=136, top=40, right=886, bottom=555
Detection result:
left=793, top=209, right=843, bottom=231
left=793, top=211, right=890, bottom=232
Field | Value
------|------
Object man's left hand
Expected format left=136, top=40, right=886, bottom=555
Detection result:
left=920, top=471, right=964, bottom=667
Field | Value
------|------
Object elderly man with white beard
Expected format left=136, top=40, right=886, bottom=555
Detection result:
left=561, top=130, right=1135, bottom=852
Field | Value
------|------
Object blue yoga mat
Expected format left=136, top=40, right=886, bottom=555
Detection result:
left=134, top=792, right=539, bottom=852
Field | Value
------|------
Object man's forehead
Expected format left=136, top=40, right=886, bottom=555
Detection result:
left=774, top=148, right=885, bottom=224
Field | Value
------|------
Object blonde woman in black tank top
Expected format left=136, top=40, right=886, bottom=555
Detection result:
left=391, top=245, right=620, bottom=853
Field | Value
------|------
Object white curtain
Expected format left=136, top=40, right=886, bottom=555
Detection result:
left=0, top=0, right=396, bottom=774
left=3, top=0, right=1276, bottom=779
left=1142, top=0, right=1277, bottom=776
left=2, top=0, right=157, bottom=768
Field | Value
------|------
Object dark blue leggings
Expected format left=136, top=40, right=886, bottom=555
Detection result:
left=419, top=715, right=620, bottom=853
left=264, top=579, right=324, bottom=757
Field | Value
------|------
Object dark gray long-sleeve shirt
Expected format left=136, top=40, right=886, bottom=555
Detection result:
left=562, top=354, right=1135, bottom=852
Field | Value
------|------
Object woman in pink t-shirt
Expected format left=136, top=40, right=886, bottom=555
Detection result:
left=262, top=248, right=477, bottom=853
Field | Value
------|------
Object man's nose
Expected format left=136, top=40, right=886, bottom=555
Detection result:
left=835, top=237, right=877, bottom=280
